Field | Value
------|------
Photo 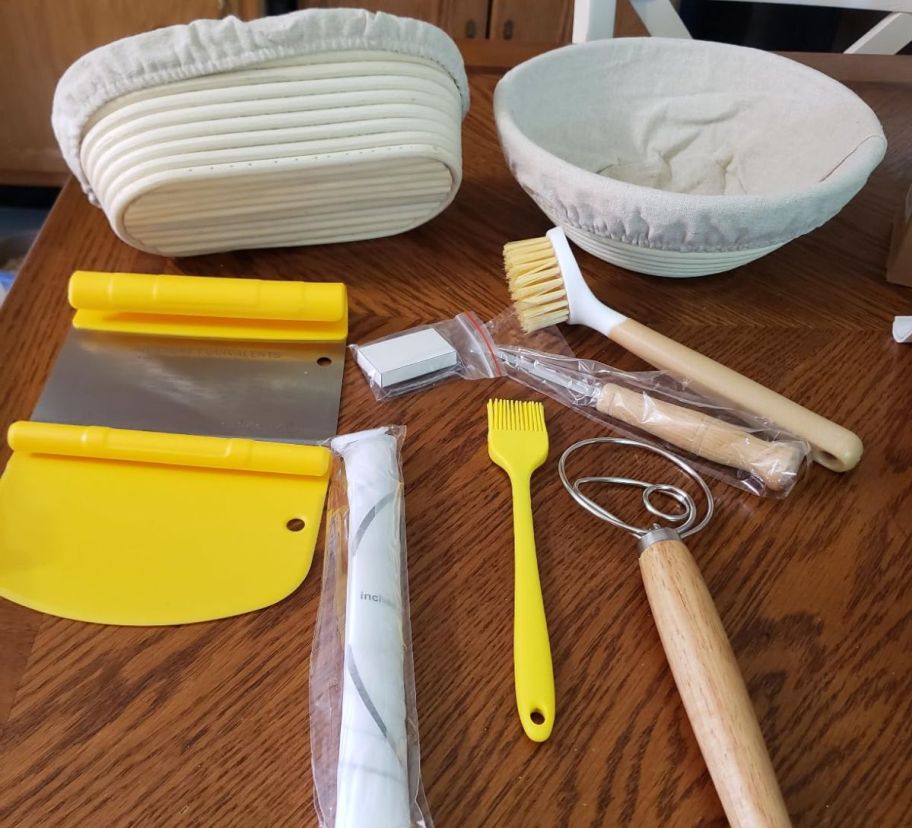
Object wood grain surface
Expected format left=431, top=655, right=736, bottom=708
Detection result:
left=1, top=52, right=911, bottom=827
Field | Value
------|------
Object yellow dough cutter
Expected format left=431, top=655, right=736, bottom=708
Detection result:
left=0, top=271, right=347, bottom=625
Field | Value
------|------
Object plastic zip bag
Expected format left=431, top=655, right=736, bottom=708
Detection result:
left=351, top=312, right=504, bottom=399
left=496, top=345, right=807, bottom=496
left=351, top=309, right=577, bottom=400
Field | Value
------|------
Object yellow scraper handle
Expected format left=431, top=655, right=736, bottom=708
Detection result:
left=69, top=271, right=347, bottom=323
left=8, top=421, right=331, bottom=478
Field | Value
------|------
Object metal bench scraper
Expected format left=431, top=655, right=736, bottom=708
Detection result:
left=33, top=270, right=347, bottom=442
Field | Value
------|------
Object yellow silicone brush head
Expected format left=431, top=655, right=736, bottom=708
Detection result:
left=503, top=235, right=570, bottom=333
left=487, top=398, right=549, bottom=473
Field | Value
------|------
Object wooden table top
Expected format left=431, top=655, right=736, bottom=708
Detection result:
left=1, top=50, right=911, bottom=827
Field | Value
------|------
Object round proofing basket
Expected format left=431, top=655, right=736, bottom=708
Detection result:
left=80, top=51, right=463, bottom=256
left=495, top=38, right=886, bottom=278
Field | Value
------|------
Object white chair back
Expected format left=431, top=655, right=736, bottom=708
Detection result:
left=572, top=0, right=912, bottom=53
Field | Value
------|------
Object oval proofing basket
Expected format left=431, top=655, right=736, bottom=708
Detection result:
left=53, top=11, right=468, bottom=257
left=81, top=53, right=462, bottom=256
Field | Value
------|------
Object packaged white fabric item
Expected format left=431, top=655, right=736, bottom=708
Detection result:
left=893, top=316, right=912, bottom=343
left=495, top=38, right=886, bottom=277
left=52, top=10, right=468, bottom=256
left=311, top=426, right=431, bottom=828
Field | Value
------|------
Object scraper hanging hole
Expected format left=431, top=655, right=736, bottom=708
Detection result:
left=286, top=518, right=306, bottom=532
left=317, top=357, right=332, bottom=366
left=530, top=710, right=545, bottom=725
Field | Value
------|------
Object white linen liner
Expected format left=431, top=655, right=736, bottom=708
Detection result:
left=562, top=225, right=783, bottom=277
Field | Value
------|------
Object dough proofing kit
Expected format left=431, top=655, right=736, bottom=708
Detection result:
left=0, top=8, right=889, bottom=826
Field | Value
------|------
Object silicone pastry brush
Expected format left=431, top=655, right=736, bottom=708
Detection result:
left=487, top=399, right=554, bottom=742
left=498, top=348, right=804, bottom=491
left=503, top=227, right=863, bottom=472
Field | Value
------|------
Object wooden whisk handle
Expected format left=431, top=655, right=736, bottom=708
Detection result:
left=638, top=535, right=792, bottom=828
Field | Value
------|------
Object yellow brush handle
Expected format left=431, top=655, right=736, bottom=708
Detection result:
left=610, top=319, right=862, bottom=472
left=639, top=537, right=792, bottom=828
left=597, top=383, right=803, bottom=491
left=510, top=475, right=555, bottom=742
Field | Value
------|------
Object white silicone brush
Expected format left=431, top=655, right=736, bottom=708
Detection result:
left=504, top=227, right=863, bottom=472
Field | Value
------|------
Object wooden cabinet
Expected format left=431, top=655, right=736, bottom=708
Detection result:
left=0, top=0, right=261, bottom=186
left=297, top=0, right=490, bottom=40
left=298, top=0, right=584, bottom=42
left=298, top=0, right=654, bottom=42
left=488, top=0, right=573, bottom=43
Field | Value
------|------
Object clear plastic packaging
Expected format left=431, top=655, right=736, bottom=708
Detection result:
left=350, top=312, right=504, bottom=399
left=310, top=426, right=431, bottom=828
left=351, top=310, right=573, bottom=400
left=498, top=346, right=808, bottom=496
left=352, top=313, right=810, bottom=497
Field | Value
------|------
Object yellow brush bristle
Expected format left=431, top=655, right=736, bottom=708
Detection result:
left=487, top=399, right=547, bottom=433
left=503, top=236, right=570, bottom=333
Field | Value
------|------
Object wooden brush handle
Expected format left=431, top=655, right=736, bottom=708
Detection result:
left=609, top=319, right=862, bottom=472
left=639, top=537, right=792, bottom=828
left=597, top=382, right=802, bottom=491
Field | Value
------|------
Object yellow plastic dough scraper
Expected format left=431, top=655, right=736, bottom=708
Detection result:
left=0, top=271, right=348, bottom=624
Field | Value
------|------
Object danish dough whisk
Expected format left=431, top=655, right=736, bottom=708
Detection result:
left=560, top=437, right=792, bottom=828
